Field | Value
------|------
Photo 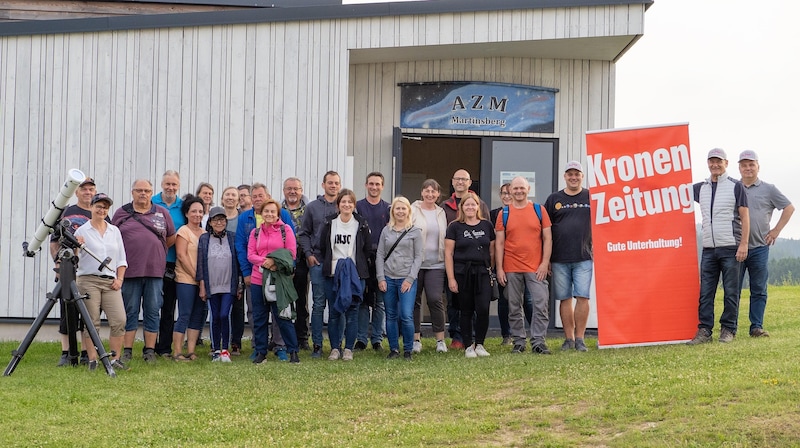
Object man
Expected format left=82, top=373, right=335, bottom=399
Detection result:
left=738, top=150, right=794, bottom=337
left=545, top=161, right=593, bottom=352
left=151, top=170, right=184, bottom=357
left=112, top=179, right=176, bottom=363
left=234, top=183, right=295, bottom=360
left=297, top=171, right=342, bottom=358
left=50, top=177, right=97, bottom=366
left=495, top=176, right=552, bottom=354
left=282, top=177, right=312, bottom=350
left=441, top=169, right=490, bottom=349
left=689, top=148, right=749, bottom=344
left=355, top=172, right=390, bottom=351
left=238, top=184, right=252, bottom=212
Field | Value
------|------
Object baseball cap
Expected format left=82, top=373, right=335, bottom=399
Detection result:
left=208, top=206, right=227, bottom=220
left=564, top=161, right=583, bottom=172
left=79, top=177, right=96, bottom=187
left=91, top=193, right=113, bottom=206
left=707, top=148, right=727, bottom=160
left=738, top=150, right=759, bottom=162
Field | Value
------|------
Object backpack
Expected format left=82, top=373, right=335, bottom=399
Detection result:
left=254, top=224, right=286, bottom=243
left=501, top=203, right=542, bottom=229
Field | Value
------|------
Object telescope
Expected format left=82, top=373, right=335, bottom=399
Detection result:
left=23, top=168, right=85, bottom=257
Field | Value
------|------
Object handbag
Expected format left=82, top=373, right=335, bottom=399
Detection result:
left=262, top=271, right=277, bottom=303
left=384, top=228, right=411, bottom=262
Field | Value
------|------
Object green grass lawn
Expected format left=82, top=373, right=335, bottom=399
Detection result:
left=2, top=286, right=800, bottom=447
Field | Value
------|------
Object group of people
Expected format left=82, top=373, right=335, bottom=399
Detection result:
left=52, top=149, right=791, bottom=370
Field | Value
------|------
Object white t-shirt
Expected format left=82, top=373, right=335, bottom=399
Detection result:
left=330, top=216, right=358, bottom=276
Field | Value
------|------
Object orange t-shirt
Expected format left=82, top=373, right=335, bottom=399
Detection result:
left=494, top=202, right=551, bottom=272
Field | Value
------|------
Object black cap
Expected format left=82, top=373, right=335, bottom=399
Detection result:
left=91, top=193, right=113, bottom=206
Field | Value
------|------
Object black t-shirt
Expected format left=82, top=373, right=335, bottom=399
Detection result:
left=544, top=189, right=592, bottom=262
left=445, top=220, right=495, bottom=272
left=50, top=204, right=93, bottom=242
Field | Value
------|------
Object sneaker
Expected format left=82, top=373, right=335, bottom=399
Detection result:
left=574, top=339, right=588, bottom=352
left=211, top=351, right=222, bottom=362
left=387, top=350, right=400, bottom=359
left=88, top=360, right=98, bottom=371
left=450, top=340, right=464, bottom=350
left=474, top=344, right=490, bottom=357
left=276, top=348, right=289, bottom=362
left=412, top=340, right=422, bottom=353
left=687, top=328, right=712, bottom=345
left=403, top=351, right=412, bottom=361
left=328, top=348, right=341, bottom=361
left=501, top=336, right=513, bottom=346
left=110, top=359, right=130, bottom=371
left=79, top=351, right=89, bottom=365
left=511, top=344, right=525, bottom=354
left=353, top=341, right=367, bottom=351
left=531, top=342, right=551, bottom=355
left=465, top=346, right=478, bottom=358
left=220, top=350, right=232, bottom=363
left=252, top=352, right=267, bottom=364
left=267, top=340, right=277, bottom=352
left=750, top=328, right=770, bottom=338
left=436, top=340, right=448, bottom=353
left=290, top=352, right=300, bottom=364
left=342, top=349, right=353, bottom=361
left=142, top=348, right=157, bottom=363
left=312, top=345, right=323, bottom=359
left=57, top=353, right=69, bottom=367
left=121, top=349, right=133, bottom=364
left=230, top=344, right=241, bottom=356
left=561, top=339, right=575, bottom=351
left=372, top=342, right=383, bottom=351
left=719, top=328, right=735, bottom=343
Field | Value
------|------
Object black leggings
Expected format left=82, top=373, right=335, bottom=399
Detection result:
left=454, top=270, right=492, bottom=347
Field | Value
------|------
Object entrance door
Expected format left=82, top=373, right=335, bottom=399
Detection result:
left=396, top=134, right=483, bottom=201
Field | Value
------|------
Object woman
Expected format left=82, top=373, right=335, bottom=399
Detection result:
left=172, top=195, right=207, bottom=361
left=409, top=179, right=448, bottom=354
left=247, top=199, right=300, bottom=364
left=220, top=186, right=240, bottom=233
left=319, top=189, right=371, bottom=361
left=74, top=193, right=129, bottom=371
left=445, top=192, right=495, bottom=358
left=377, top=196, right=423, bottom=360
left=197, top=206, right=239, bottom=363
left=196, top=182, right=215, bottom=228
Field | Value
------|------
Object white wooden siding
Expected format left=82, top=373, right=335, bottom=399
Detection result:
left=0, top=4, right=644, bottom=317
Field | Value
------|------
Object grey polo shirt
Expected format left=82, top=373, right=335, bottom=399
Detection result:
left=741, top=178, right=792, bottom=248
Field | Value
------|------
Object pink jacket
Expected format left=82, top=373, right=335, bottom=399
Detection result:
left=247, top=220, right=296, bottom=286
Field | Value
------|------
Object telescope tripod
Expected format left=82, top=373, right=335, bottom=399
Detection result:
left=5, top=247, right=117, bottom=377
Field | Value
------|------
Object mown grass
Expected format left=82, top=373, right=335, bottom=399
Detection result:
left=2, top=286, right=800, bottom=447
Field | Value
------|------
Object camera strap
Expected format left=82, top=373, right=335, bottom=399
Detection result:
left=121, top=204, right=167, bottom=252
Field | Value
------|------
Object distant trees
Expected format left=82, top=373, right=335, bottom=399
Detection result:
left=766, top=258, right=800, bottom=285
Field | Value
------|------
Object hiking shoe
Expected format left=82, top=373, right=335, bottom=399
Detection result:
left=110, top=359, right=130, bottom=371
left=436, top=340, right=448, bottom=353
left=353, top=340, right=367, bottom=351
left=403, top=351, right=413, bottom=361
left=387, top=350, right=400, bottom=359
left=575, top=339, right=588, bottom=352
left=219, top=350, right=232, bottom=363
left=328, top=348, right=341, bottom=361
left=372, top=342, right=383, bottom=351
left=687, top=328, right=712, bottom=345
left=142, top=349, right=157, bottom=363
left=750, top=328, right=770, bottom=338
left=719, top=328, right=735, bottom=343
left=230, top=344, right=241, bottom=356
left=252, top=352, right=267, bottom=364
left=211, top=351, right=222, bottom=362
left=80, top=351, right=89, bottom=365
left=511, top=344, right=525, bottom=354
left=412, top=340, right=422, bottom=353
left=121, top=349, right=133, bottom=364
left=88, top=360, right=98, bottom=371
left=531, top=342, right=551, bottom=355
left=465, top=346, right=478, bottom=358
left=290, top=352, right=300, bottom=364
left=561, top=339, right=575, bottom=351
left=312, top=345, right=323, bottom=359
left=450, top=340, right=464, bottom=350
left=474, top=344, right=490, bottom=357
left=342, top=349, right=353, bottom=361
left=276, top=348, right=289, bottom=362
left=57, top=353, right=69, bottom=367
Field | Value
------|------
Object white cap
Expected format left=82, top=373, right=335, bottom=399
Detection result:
left=564, top=160, right=582, bottom=172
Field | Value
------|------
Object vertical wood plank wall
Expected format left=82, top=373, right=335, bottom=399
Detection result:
left=0, top=4, right=643, bottom=317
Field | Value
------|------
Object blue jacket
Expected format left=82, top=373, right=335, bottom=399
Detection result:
left=196, top=231, right=239, bottom=295
left=333, top=257, right=363, bottom=314
left=235, top=207, right=295, bottom=277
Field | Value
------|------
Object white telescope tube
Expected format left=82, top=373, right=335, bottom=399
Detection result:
left=23, top=168, right=86, bottom=257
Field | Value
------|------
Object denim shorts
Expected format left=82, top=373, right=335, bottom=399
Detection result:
left=552, top=260, right=593, bottom=300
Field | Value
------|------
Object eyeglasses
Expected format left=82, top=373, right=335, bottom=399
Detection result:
left=133, top=189, right=152, bottom=194
left=452, top=177, right=470, bottom=183
left=210, top=216, right=227, bottom=222
left=284, top=187, right=302, bottom=192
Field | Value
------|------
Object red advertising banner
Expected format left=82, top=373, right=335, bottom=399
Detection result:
left=586, top=124, right=699, bottom=348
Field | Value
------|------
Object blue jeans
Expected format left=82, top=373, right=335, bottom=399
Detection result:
left=324, top=277, right=361, bottom=351
left=309, top=264, right=327, bottom=348
left=208, top=293, right=234, bottom=351
left=384, top=278, right=417, bottom=353
left=250, top=284, right=299, bottom=355
left=121, top=277, right=164, bottom=333
left=357, top=291, right=385, bottom=345
left=699, top=247, right=742, bottom=333
left=552, top=260, right=593, bottom=300
left=740, top=245, right=769, bottom=332
left=174, top=283, right=207, bottom=333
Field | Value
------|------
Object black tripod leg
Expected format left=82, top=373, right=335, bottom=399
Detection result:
left=65, top=301, right=80, bottom=366
left=4, top=283, right=62, bottom=376
left=69, top=282, right=116, bottom=378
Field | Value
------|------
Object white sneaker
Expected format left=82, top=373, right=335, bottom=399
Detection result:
left=328, top=348, right=340, bottom=361
left=474, top=344, right=490, bottom=357
left=412, top=340, right=422, bottom=353
left=436, top=340, right=448, bottom=353
left=342, top=348, right=353, bottom=361
left=465, top=346, right=477, bottom=358
left=219, top=349, right=232, bottom=363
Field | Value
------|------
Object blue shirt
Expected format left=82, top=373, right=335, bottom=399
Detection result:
left=152, top=192, right=185, bottom=263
